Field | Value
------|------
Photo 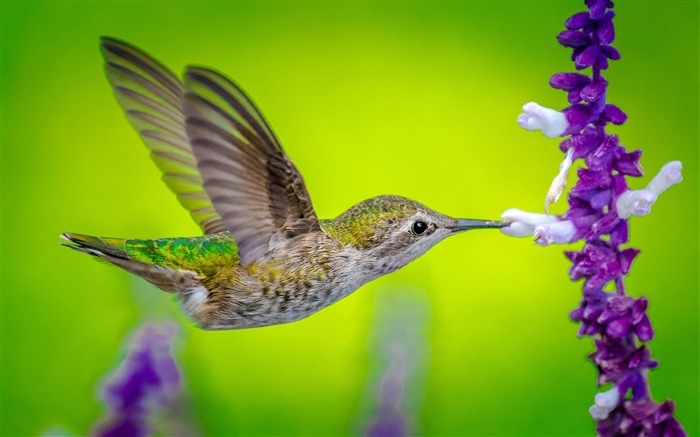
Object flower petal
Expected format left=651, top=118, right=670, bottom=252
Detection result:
left=581, top=78, right=608, bottom=103
left=610, top=219, right=629, bottom=246
left=590, top=189, right=612, bottom=209
left=603, top=104, right=627, bottom=125
left=587, top=0, right=608, bottom=19
left=563, top=104, right=592, bottom=134
left=618, top=248, right=640, bottom=275
left=613, top=149, right=644, bottom=177
left=558, top=30, right=592, bottom=48
left=607, top=316, right=632, bottom=338
left=565, top=11, right=591, bottom=30
left=597, top=12, right=616, bottom=44
left=575, top=45, right=600, bottom=69
left=601, top=45, right=621, bottom=60
left=634, top=314, right=654, bottom=343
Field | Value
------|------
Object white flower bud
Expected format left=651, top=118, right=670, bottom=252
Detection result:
left=545, top=148, right=574, bottom=214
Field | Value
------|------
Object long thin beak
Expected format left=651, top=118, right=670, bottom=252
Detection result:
left=446, top=218, right=508, bottom=233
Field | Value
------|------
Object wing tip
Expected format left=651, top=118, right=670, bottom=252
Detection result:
left=99, top=35, right=117, bottom=45
left=100, top=36, right=138, bottom=71
left=183, top=65, right=250, bottom=99
left=100, top=35, right=131, bottom=54
left=183, top=66, right=226, bottom=89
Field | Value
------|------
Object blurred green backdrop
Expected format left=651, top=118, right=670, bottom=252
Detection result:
left=2, top=1, right=697, bottom=436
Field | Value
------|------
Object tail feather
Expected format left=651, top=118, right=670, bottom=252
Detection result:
left=60, top=232, right=202, bottom=294
left=60, top=232, right=129, bottom=260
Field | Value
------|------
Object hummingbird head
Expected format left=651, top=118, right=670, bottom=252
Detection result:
left=325, top=195, right=504, bottom=277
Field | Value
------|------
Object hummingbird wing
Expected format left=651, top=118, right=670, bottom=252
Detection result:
left=100, top=37, right=227, bottom=234
left=182, top=67, right=320, bottom=265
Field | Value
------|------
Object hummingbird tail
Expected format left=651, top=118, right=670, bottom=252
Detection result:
left=60, top=232, right=129, bottom=260
left=60, top=232, right=205, bottom=294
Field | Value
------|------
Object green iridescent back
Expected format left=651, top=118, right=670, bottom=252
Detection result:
left=125, top=233, right=238, bottom=279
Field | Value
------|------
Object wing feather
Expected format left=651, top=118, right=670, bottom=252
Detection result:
left=100, top=37, right=226, bottom=234
left=183, top=67, right=319, bottom=264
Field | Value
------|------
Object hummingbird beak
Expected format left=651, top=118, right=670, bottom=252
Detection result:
left=446, top=218, right=508, bottom=233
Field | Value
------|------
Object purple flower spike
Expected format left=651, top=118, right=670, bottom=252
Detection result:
left=364, top=289, right=429, bottom=437
left=92, top=322, right=194, bottom=437
left=506, top=1, right=686, bottom=434
left=555, top=1, right=683, bottom=434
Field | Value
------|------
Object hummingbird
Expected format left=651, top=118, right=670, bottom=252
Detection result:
left=62, top=37, right=506, bottom=330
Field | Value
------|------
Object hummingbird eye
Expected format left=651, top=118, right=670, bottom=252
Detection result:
left=412, top=221, right=428, bottom=235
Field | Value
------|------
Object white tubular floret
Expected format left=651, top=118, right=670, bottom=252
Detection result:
left=500, top=208, right=559, bottom=237
left=517, top=102, right=569, bottom=138
left=616, top=161, right=683, bottom=219
left=589, top=387, right=620, bottom=420
left=534, top=220, right=576, bottom=246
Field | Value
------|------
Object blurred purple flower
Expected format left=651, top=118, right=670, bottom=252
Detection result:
left=507, top=0, right=685, bottom=434
left=92, top=322, right=195, bottom=437
left=363, top=288, right=430, bottom=437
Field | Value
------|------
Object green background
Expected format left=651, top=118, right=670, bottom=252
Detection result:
left=2, top=1, right=698, bottom=436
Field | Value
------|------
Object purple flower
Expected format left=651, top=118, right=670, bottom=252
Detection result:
left=598, top=295, right=653, bottom=341
left=92, top=322, right=189, bottom=437
left=504, top=1, right=686, bottom=435
left=364, top=288, right=430, bottom=437
left=598, top=399, right=685, bottom=436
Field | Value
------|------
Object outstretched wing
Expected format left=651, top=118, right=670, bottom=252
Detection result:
left=183, top=67, right=320, bottom=265
left=100, top=37, right=226, bottom=234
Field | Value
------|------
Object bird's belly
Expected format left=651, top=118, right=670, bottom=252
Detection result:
left=184, top=272, right=362, bottom=330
